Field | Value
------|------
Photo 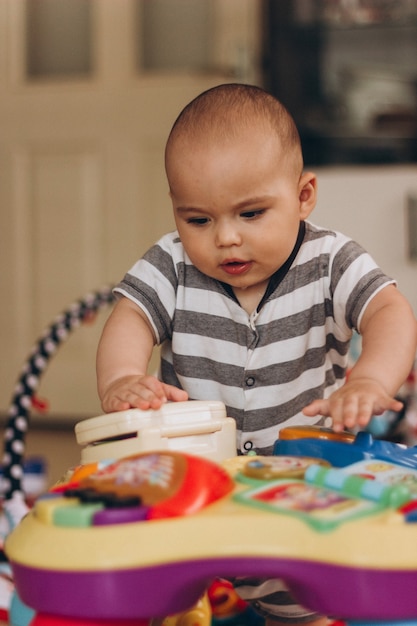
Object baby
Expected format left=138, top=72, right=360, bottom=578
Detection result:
left=97, top=83, right=417, bottom=624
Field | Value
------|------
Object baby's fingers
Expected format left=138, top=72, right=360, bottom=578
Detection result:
left=102, top=396, right=132, bottom=413
left=302, top=399, right=330, bottom=417
left=336, top=396, right=373, bottom=430
left=102, top=375, right=167, bottom=412
left=162, top=384, right=189, bottom=403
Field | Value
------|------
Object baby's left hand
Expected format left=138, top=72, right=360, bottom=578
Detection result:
left=302, top=378, right=403, bottom=432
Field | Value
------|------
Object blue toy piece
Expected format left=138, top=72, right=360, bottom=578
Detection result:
left=274, top=428, right=417, bottom=469
left=9, top=591, right=35, bottom=626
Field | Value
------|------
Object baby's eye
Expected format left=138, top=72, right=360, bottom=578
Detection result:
left=187, top=217, right=209, bottom=226
left=241, top=209, right=265, bottom=219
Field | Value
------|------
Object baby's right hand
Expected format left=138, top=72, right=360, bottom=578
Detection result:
left=101, top=374, right=189, bottom=413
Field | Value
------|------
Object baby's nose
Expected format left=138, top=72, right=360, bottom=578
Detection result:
left=215, top=221, right=242, bottom=247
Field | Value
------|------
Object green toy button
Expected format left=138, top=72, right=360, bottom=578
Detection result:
left=53, top=502, right=104, bottom=527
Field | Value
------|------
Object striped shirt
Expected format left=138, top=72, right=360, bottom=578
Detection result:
left=114, top=220, right=394, bottom=455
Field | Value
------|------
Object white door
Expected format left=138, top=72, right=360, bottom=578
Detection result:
left=0, top=0, right=261, bottom=419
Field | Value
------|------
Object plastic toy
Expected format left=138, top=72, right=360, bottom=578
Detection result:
left=75, top=402, right=237, bottom=465
left=7, top=426, right=417, bottom=626
left=274, top=425, right=417, bottom=468
left=10, top=288, right=417, bottom=626
left=208, top=579, right=264, bottom=626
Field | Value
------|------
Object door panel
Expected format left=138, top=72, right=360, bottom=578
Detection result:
left=0, top=0, right=261, bottom=419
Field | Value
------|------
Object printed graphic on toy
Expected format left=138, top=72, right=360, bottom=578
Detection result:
left=39, top=450, right=235, bottom=527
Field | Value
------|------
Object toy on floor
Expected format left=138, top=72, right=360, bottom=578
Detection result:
left=7, top=420, right=417, bottom=626
left=207, top=579, right=264, bottom=626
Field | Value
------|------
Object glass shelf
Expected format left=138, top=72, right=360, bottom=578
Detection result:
left=263, top=0, right=417, bottom=165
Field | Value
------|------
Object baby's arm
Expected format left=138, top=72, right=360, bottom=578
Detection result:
left=97, top=297, right=188, bottom=412
left=303, top=284, right=417, bottom=432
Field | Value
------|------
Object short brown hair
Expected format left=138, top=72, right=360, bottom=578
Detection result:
left=165, top=83, right=303, bottom=173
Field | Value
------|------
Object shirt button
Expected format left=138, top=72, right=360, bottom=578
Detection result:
left=243, top=441, right=253, bottom=451
left=245, top=376, right=255, bottom=387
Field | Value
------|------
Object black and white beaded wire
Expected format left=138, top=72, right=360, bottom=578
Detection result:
left=2, top=286, right=114, bottom=501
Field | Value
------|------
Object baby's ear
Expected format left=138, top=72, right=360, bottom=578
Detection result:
left=299, top=171, right=317, bottom=219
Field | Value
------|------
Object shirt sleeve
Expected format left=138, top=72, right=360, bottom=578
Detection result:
left=113, top=236, right=180, bottom=344
left=330, top=237, right=395, bottom=333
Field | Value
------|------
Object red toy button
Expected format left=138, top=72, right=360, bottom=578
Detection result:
left=75, top=451, right=234, bottom=521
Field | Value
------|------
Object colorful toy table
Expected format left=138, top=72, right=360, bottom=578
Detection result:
left=6, top=425, right=417, bottom=626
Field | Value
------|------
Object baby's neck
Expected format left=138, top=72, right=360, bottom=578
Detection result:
left=233, top=281, right=269, bottom=315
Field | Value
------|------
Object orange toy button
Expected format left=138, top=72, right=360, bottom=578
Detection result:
left=279, top=426, right=355, bottom=443
left=242, top=456, right=330, bottom=480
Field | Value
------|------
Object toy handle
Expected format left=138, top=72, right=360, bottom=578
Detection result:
left=279, top=425, right=355, bottom=443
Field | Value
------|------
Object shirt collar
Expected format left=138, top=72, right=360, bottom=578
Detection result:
left=220, top=221, right=306, bottom=311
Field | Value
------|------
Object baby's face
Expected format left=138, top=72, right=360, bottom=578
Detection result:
left=168, top=128, right=315, bottom=300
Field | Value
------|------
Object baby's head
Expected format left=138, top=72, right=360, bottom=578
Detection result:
left=165, top=84, right=317, bottom=305
left=165, top=83, right=303, bottom=179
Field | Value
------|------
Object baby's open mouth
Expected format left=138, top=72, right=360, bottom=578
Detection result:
left=221, top=260, right=252, bottom=275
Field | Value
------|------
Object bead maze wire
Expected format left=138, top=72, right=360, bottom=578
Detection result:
left=2, top=286, right=114, bottom=503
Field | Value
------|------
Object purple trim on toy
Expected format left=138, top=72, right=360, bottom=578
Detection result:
left=11, top=556, right=417, bottom=621
left=92, top=505, right=150, bottom=526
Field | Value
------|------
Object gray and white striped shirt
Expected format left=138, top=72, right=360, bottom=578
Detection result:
left=115, top=221, right=393, bottom=455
